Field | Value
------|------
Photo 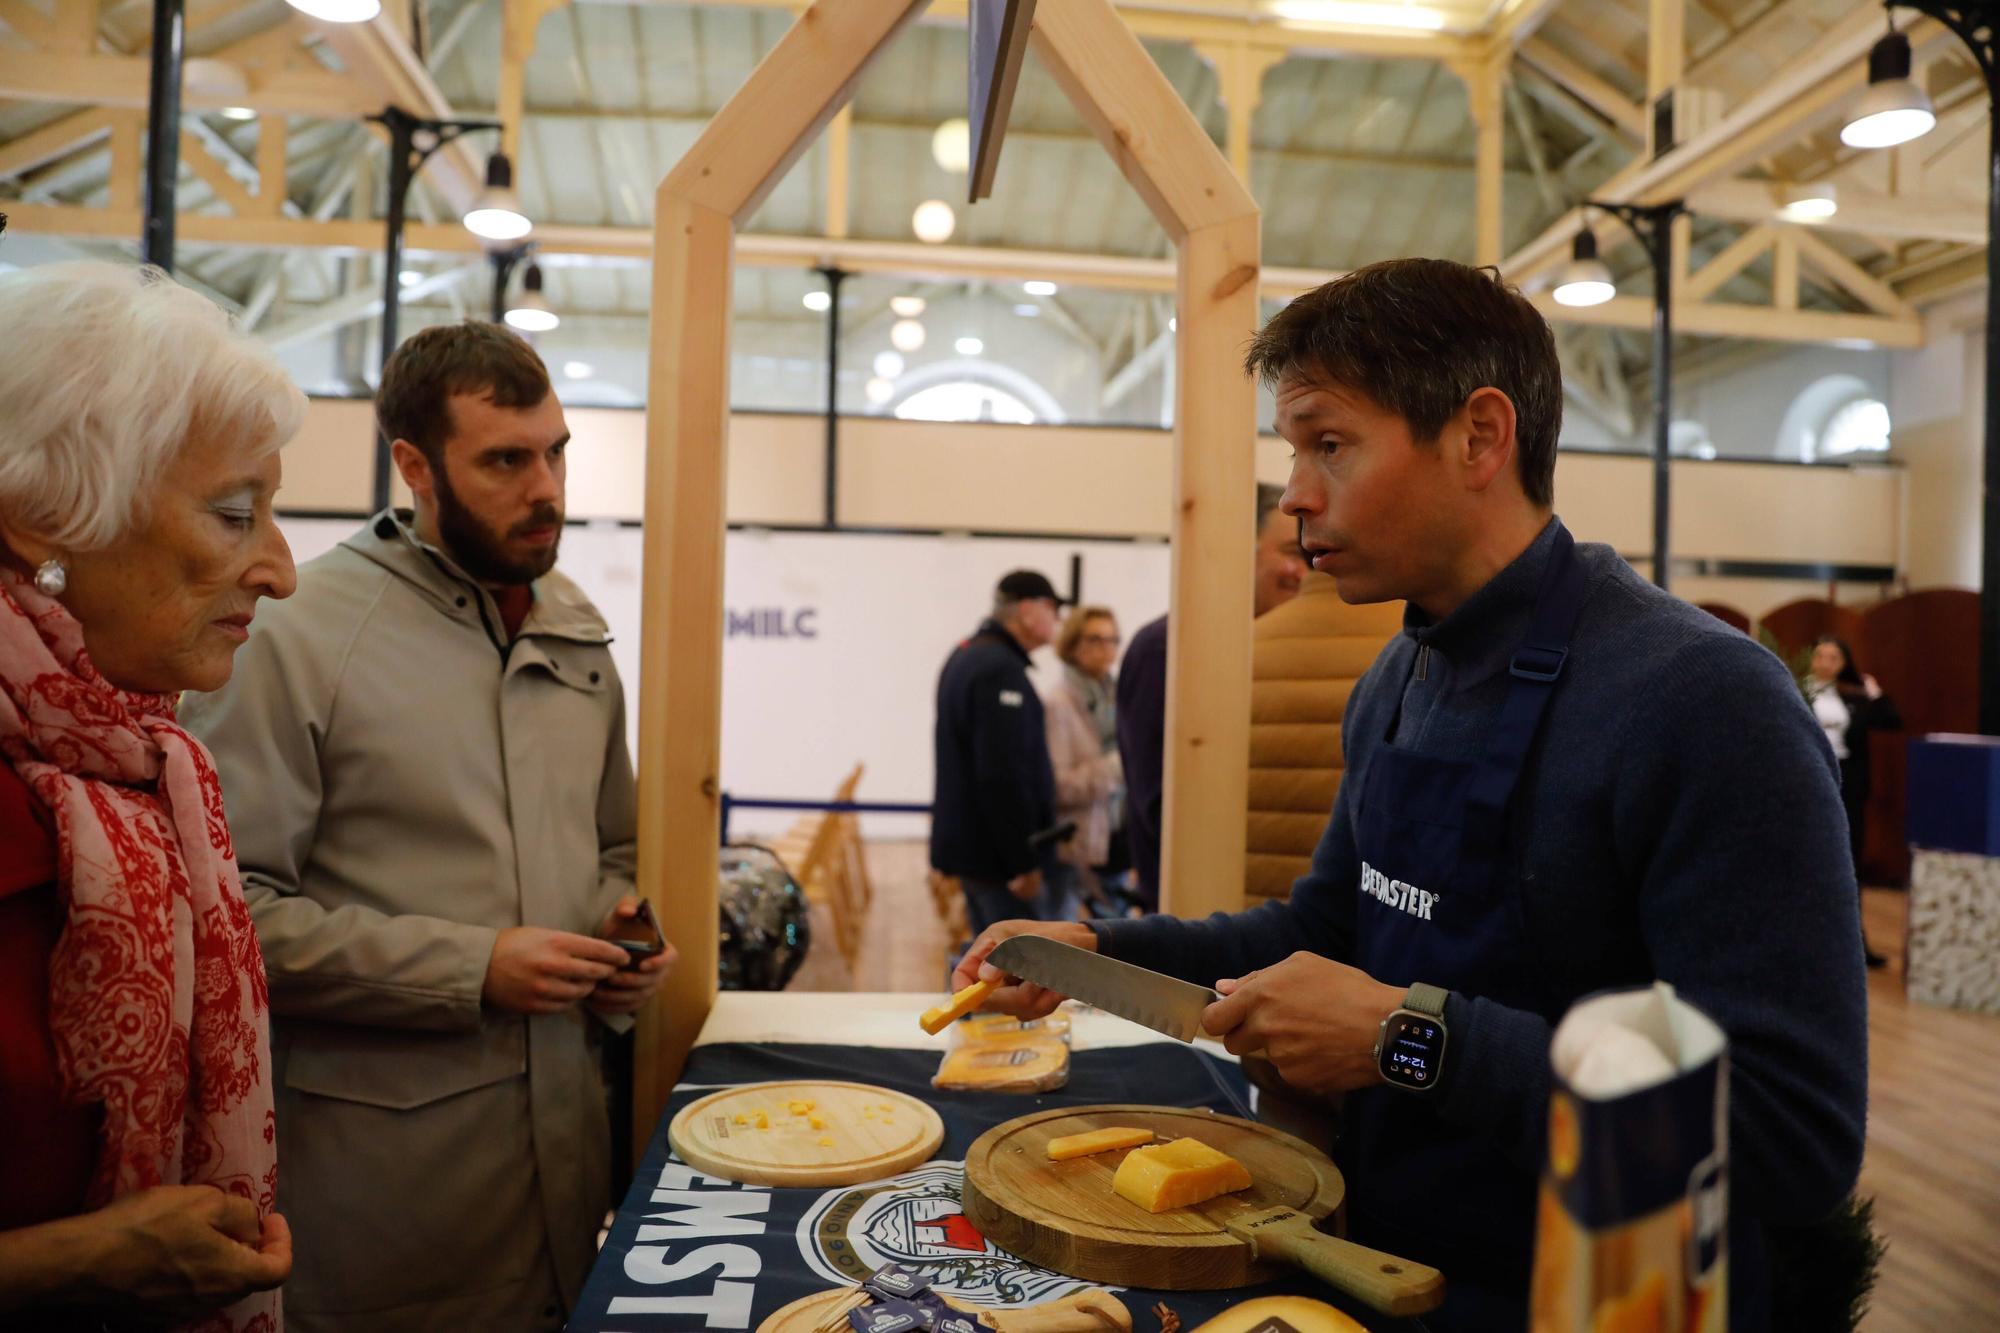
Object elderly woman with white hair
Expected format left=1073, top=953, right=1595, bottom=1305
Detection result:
left=0, top=261, right=302, bottom=1331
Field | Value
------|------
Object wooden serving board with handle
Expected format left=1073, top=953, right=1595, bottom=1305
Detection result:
left=669, top=1080, right=944, bottom=1188
left=756, top=1286, right=1132, bottom=1333
left=961, top=1104, right=1442, bottom=1317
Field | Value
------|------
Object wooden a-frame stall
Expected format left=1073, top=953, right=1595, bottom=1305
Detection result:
left=634, top=0, right=1264, bottom=1146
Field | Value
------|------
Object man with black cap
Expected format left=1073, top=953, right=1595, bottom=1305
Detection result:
left=930, top=570, right=1069, bottom=941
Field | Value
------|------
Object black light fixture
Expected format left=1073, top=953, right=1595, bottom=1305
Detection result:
left=1841, top=2, right=1999, bottom=730
left=1841, top=22, right=1938, bottom=148
left=1552, top=227, right=1616, bottom=308
left=1558, top=201, right=1687, bottom=592
left=465, top=152, right=533, bottom=244
left=503, top=262, right=559, bottom=334
left=369, top=109, right=510, bottom=510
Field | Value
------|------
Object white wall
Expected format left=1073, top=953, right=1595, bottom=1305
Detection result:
left=273, top=517, right=1168, bottom=840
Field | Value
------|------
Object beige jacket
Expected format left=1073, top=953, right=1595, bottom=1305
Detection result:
left=181, top=512, right=637, bottom=1333
left=1245, top=573, right=1402, bottom=907
left=1044, top=669, right=1118, bottom=868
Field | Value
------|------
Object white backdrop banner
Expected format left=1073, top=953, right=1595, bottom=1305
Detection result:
left=276, top=518, right=1171, bottom=838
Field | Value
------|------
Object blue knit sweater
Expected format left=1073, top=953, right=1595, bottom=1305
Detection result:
left=1093, top=518, right=1869, bottom=1330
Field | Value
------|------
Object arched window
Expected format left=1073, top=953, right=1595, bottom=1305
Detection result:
left=1817, top=397, right=1892, bottom=458
left=1778, top=373, right=1893, bottom=462
left=894, top=380, right=1039, bottom=424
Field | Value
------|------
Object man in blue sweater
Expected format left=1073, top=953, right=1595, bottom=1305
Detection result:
left=954, top=259, right=1868, bottom=1331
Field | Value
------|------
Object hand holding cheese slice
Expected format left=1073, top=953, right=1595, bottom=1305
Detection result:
left=1111, top=1137, right=1253, bottom=1212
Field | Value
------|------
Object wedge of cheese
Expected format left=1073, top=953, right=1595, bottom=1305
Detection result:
left=1045, top=1126, right=1156, bottom=1161
left=1190, top=1296, right=1367, bottom=1333
left=1111, top=1137, right=1252, bottom=1213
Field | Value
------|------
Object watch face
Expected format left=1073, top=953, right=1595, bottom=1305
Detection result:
left=1380, top=1012, right=1445, bottom=1090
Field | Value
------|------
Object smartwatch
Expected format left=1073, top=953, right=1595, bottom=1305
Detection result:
left=1373, top=982, right=1450, bottom=1091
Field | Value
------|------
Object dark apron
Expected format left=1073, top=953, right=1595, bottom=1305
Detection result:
left=1343, top=524, right=1587, bottom=1331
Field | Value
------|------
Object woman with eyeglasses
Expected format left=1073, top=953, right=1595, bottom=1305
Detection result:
left=1045, top=606, right=1128, bottom=917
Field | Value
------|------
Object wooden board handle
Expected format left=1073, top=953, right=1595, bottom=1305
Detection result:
left=986, top=1290, right=1132, bottom=1333
left=1224, top=1208, right=1444, bottom=1317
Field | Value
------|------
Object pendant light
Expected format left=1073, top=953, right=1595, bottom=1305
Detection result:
left=504, top=263, right=559, bottom=333
left=1552, top=228, right=1616, bottom=307
left=465, top=152, right=533, bottom=243
left=1840, top=25, right=1936, bottom=150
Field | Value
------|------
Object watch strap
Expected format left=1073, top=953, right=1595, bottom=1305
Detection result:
left=1404, top=982, right=1449, bottom=1017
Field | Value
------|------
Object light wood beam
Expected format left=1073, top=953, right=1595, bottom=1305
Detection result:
left=0, top=0, right=53, bottom=45
left=825, top=103, right=851, bottom=239
left=1689, top=178, right=1986, bottom=247
left=1460, top=55, right=1507, bottom=266
left=255, top=113, right=286, bottom=216
left=1503, top=11, right=1950, bottom=284
left=1193, top=40, right=1284, bottom=186
left=1531, top=292, right=1921, bottom=347
left=1772, top=227, right=1799, bottom=310
left=106, top=112, right=139, bottom=213
left=1789, top=225, right=1918, bottom=319
left=1684, top=223, right=1774, bottom=302
left=180, top=128, right=259, bottom=216
left=1518, top=37, right=1646, bottom=138
left=0, top=108, right=113, bottom=180
left=636, top=0, right=930, bottom=1156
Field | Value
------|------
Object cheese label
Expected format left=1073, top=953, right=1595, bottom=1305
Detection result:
left=864, top=1265, right=931, bottom=1301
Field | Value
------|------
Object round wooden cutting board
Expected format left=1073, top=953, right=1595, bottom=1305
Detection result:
left=962, top=1104, right=1346, bottom=1292
left=669, top=1080, right=945, bottom=1187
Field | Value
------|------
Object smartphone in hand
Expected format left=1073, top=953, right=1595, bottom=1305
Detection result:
left=606, top=898, right=665, bottom=970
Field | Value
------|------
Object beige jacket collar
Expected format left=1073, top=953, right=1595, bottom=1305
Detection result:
left=345, top=509, right=609, bottom=646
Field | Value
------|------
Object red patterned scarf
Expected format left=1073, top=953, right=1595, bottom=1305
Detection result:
left=0, top=570, right=278, bottom=1333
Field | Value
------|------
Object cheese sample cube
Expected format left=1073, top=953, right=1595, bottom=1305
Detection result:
left=1046, top=1126, right=1156, bottom=1161
left=1112, top=1137, right=1253, bottom=1212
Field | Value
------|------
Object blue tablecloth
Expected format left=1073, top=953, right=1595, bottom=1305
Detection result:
left=569, top=1040, right=1431, bottom=1333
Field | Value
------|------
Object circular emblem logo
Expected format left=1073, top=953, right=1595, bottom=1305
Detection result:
left=796, top=1160, right=1107, bottom=1306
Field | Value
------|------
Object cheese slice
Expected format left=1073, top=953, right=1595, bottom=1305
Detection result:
left=1111, top=1137, right=1253, bottom=1213
left=1190, top=1296, right=1368, bottom=1333
left=919, top=978, right=1000, bottom=1035
left=1046, top=1126, right=1156, bottom=1161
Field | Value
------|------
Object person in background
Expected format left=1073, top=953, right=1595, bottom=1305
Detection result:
left=1118, top=483, right=1310, bottom=909
left=1045, top=605, right=1124, bottom=916
left=181, top=322, right=673, bottom=1333
left=1808, top=634, right=1902, bottom=968
left=0, top=261, right=298, bottom=1331
left=931, top=570, right=1069, bottom=941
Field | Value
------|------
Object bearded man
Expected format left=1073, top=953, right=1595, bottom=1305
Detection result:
left=182, top=321, right=675, bottom=1333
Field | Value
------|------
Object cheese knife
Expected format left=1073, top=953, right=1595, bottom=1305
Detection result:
left=986, top=935, right=1218, bottom=1042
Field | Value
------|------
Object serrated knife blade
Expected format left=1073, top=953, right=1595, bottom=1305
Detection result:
left=986, top=935, right=1217, bottom=1042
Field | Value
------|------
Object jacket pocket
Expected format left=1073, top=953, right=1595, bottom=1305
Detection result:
left=281, top=1017, right=526, bottom=1109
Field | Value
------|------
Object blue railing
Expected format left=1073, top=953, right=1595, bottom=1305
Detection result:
left=718, top=794, right=931, bottom=843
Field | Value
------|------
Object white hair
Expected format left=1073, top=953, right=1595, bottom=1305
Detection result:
left=0, top=260, right=307, bottom=551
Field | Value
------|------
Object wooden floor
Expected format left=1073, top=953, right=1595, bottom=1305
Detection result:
left=794, top=850, right=2000, bottom=1329
left=1855, top=886, right=2000, bottom=1332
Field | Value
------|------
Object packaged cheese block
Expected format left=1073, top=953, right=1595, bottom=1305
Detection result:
left=932, top=1035, right=1069, bottom=1092
left=1045, top=1126, right=1155, bottom=1161
left=1111, top=1137, right=1252, bottom=1212
left=960, top=1011, right=1072, bottom=1043
left=1189, top=1296, right=1368, bottom=1333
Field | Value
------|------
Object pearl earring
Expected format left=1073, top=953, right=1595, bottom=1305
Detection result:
left=33, top=557, right=67, bottom=598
